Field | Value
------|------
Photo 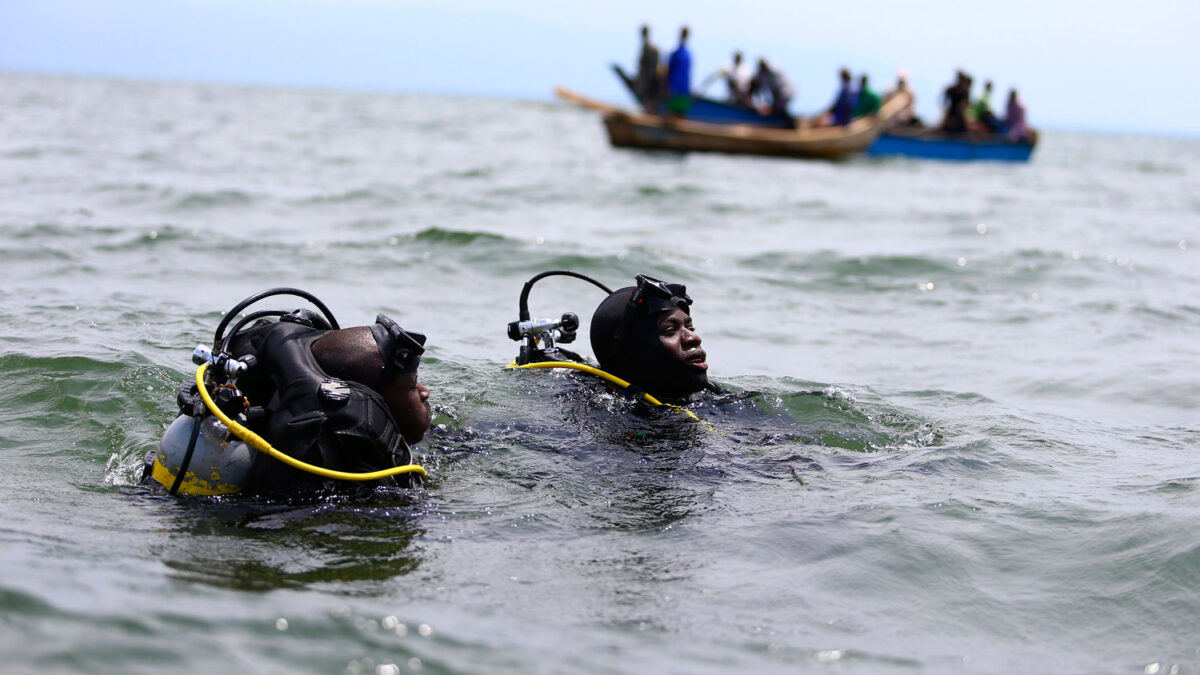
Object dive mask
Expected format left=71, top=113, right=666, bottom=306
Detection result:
left=614, top=274, right=692, bottom=342
left=370, top=313, right=426, bottom=374
left=630, top=274, right=691, bottom=313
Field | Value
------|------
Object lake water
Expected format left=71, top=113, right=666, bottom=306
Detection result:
left=1, top=72, right=1197, bottom=674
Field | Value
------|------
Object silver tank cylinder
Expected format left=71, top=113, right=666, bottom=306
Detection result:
left=151, top=414, right=257, bottom=496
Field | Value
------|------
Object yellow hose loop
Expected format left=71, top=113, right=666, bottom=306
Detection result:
left=195, top=364, right=427, bottom=481
left=508, top=360, right=706, bottom=424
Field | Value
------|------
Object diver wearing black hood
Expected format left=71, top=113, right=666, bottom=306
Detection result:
left=590, top=275, right=713, bottom=402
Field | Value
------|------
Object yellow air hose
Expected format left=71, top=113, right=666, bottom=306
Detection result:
left=508, top=361, right=712, bottom=428
left=195, top=364, right=427, bottom=481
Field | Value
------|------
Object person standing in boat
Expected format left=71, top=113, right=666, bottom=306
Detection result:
left=826, top=68, right=855, bottom=126
left=666, top=26, right=692, bottom=116
left=749, top=58, right=795, bottom=123
left=852, top=74, right=881, bottom=118
left=940, top=71, right=971, bottom=132
left=633, top=24, right=662, bottom=109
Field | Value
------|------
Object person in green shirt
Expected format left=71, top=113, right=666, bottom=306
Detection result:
left=852, top=74, right=881, bottom=118
left=969, top=80, right=1002, bottom=132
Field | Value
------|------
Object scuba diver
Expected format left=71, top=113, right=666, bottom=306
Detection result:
left=145, top=288, right=431, bottom=499
left=507, top=272, right=720, bottom=418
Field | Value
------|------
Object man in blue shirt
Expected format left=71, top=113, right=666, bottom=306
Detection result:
left=828, top=68, right=854, bottom=126
left=666, top=26, right=692, bottom=115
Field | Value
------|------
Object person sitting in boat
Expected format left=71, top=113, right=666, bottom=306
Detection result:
left=633, top=24, right=662, bottom=109
left=666, top=26, right=693, bottom=115
left=749, top=58, right=795, bottom=123
left=825, top=68, right=855, bottom=126
left=940, top=71, right=971, bottom=133
left=699, top=50, right=753, bottom=107
left=852, top=74, right=881, bottom=118
left=147, top=292, right=432, bottom=499
left=590, top=275, right=715, bottom=403
left=1004, top=89, right=1031, bottom=142
left=969, top=80, right=1003, bottom=133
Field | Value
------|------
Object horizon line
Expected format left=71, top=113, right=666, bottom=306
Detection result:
left=3, top=66, right=1198, bottom=142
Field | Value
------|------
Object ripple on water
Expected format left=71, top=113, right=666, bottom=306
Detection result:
left=170, top=189, right=256, bottom=210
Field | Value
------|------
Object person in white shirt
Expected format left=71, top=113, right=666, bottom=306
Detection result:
left=699, top=51, right=753, bottom=107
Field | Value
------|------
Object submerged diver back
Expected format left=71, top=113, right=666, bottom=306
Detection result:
left=147, top=288, right=431, bottom=500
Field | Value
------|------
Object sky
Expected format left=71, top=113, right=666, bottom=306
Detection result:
left=2, top=0, right=1199, bottom=137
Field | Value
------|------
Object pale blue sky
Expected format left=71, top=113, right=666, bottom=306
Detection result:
left=3, top=0, right=1198, bottom=136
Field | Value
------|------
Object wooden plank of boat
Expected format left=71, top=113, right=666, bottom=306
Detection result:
left=602, top=90, right=914, bottom=159
left=554, top=86, right=623, bottom=115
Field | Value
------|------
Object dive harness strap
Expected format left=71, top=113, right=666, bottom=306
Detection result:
left=195, top=364, right=428, bottom=483
left=168, top=410, right=204, bottom=496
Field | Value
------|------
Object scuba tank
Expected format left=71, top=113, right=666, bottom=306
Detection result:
left=149, top=344, right=262, bottom=496
left=151, top=414, right=255, bottom=496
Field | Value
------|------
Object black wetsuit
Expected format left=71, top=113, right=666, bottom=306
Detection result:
left=148, top=319, right=417, bottom=499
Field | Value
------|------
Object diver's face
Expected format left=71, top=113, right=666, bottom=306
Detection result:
left=383, top=371, right=432, bottom=444
left=657, top=307, right=707, bottom=375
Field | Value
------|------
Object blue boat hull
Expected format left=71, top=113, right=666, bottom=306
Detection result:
left=867, top=131, right=1036, bottom=162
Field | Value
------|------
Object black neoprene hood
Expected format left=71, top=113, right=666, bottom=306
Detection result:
left=589, top=280, right=707, bottom=398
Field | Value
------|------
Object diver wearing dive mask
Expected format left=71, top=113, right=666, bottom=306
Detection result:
left=590, top=275, right=712, bottom=402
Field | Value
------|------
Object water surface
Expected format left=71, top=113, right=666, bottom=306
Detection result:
left=1, top=73, right=1197, bottom=674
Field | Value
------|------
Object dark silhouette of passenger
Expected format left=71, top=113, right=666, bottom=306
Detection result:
left=940, top=71, right=971, bottom=132
left=749, top=58, right=794, bottom=121
left=634, top=24, right=661, bottom=108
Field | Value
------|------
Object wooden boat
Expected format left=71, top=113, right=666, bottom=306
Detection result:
left=555, top=86, right=915, bottom=160
left=611, top=64, right=792, bottom=128
left=867, top=125, right=1038, bottom=162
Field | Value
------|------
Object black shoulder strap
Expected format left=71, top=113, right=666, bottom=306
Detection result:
left=243, top=321, right=416, bottom=497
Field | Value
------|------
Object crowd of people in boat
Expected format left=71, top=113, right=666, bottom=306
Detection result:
left=632, top=24, right=1032, bottom=141
left=938, top=70, right=1031, bottom=141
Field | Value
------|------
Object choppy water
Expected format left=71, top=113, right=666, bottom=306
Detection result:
left=1, top=71, right=1198, bottom=674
